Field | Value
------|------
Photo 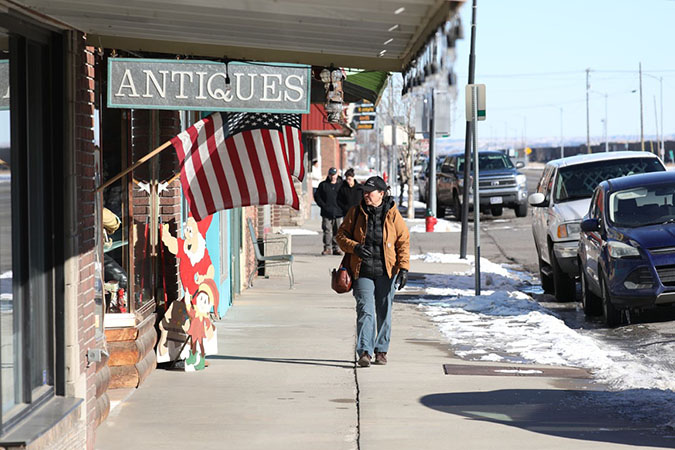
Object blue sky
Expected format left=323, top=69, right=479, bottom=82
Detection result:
left=451, top=0, right=675, bottom=145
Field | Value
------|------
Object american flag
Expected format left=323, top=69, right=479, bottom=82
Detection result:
left=171, top=112, right=303, bottom=221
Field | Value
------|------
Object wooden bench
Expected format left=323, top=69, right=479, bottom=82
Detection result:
left=247, top=218, right=294, bottom=289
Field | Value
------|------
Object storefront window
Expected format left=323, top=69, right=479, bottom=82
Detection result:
left=0, top=18, right=62, bottom=430
left=0, top=29, right=17, bottom=416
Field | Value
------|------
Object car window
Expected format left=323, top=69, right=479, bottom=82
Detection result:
left=589, top=189, right=598, bottom=218
left=594, top=190, right=604, bottom=220
left=553, top=157, right=665, bottom=203
left=537, top=166, right=552, bottom=195
left=457, top=153, right=514, bottom=172
left=609, top=183, right=675, bottom=227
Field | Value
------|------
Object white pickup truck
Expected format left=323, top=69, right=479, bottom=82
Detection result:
left=528, top=151, right=666, bottom=301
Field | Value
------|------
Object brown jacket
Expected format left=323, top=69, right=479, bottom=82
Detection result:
left=336, top=198, right=410, bottom=279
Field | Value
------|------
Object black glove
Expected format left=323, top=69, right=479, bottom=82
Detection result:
left=354, top=244, right=372, bottom=259
left=395, top=269, right=408, bottom=290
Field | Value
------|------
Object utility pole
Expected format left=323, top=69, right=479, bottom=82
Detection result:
left=605, top=94, right=609, bottom=152
left=654, top=96, right=660, bottom=156
left=428, top=89, right=437, bottom=217
left=660, top=76, right=664, bottom=160
left=560, top=107, right=564, bottom=158
left=639, top=62, right=645, bottom=151
left=471, top=85, right=480, bottom=295
left=460, top=0, right=477, bottom=259
left=586, top=68, right=591, bottom=154
left=389, top=76, right=396, bottom=187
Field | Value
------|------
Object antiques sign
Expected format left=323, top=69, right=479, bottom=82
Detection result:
left=108, top=58, right=310, bottom=114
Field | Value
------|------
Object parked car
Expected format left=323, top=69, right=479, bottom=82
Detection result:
left=578, top=171, right=675, bottom=326
left=417, top=155, right=444, bottom=203
left=528, top=151, right=666, bottom=302
left=434, top=151, right=528, bottom=219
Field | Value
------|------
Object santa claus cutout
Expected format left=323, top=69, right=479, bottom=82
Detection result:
left=157, top=213, right=219, bottom=371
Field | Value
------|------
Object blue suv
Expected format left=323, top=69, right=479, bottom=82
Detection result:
left=578, top=171, right=675, bottom=326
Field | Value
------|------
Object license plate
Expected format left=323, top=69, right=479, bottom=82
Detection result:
left=490, top=196, right=503, bottom=204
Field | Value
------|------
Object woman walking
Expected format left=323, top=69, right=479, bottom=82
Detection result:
left=336, top=176, right=410, bottom=367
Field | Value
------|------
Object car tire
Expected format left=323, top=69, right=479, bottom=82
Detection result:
left=515, top=202, right=528, bottom=218
left=550, top=247, right=576, bottom=302
left=436, top=199, right=445, bottom=219
left=490, top=205, right=503, bottom=217
left=538, top=252, right=554, bottom=294
left=453, top=193, right=462, bottom=221
left=601, top=273, right=622, bottom=327
left=580, top=262, right=602, bottom=316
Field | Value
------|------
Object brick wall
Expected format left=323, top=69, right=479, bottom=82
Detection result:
left=76, top=40, right=98, bottom=450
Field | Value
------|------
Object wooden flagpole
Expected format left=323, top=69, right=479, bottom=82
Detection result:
left=96, top=139, right=173, bottom=193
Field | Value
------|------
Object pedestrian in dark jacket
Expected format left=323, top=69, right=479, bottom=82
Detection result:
left=336, top=176, right=410, bottom=367
left=315, top=167, right=344, bottom=255
left=337, top=168, right=362, bottom=216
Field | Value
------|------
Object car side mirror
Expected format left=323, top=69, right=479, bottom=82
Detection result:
left=528, top=192, right=546, bottom=207
left=580, top=218, right=601, bottom=232
left=515, top=161, right=525, bottom=169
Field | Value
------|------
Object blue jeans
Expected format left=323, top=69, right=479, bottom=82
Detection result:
left=353, top=275, right=396, bottom=356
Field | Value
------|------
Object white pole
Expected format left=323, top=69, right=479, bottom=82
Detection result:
left=472, top=85, right=480, bottom=296
left=660, top=77, right=665, bottom=161
left=560, top=107, right=564, bottom=158
left=604, top=93, right=609, bottom=152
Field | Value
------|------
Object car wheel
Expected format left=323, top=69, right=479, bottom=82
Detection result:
left=538, top=255, right=554, bottom=294
left=601, top=273, right=622, bottom=327
left=490, top=205, right=503, bottom=217
left=436, top=199, right=445, bottom=219
left=515, top=202, right=528, bottom=218
left=580, top=262, right=602, bottom=316
left=550, top=247, right=576, bottom=302
left=453, top=193, right=462, bottom=221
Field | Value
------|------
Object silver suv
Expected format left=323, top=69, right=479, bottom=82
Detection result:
left=528, top=151, right=666, bottom=301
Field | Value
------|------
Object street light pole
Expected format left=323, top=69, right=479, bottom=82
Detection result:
left=460, top=0, right=477, bottom=260
left=605, top=94, right=609, bottom=152
left=639, top=62, right=645, bottom=151
left=586, top=68, right=591, bottom=153
left=661, top=76, right=664, bottom=160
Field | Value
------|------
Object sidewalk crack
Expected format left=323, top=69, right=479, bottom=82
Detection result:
left=353, top=347, right=361, bottom=449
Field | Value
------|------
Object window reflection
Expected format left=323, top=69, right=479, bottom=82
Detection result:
left=0, top=30, right=17, bottom=415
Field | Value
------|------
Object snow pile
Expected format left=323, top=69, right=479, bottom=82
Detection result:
left=279, top=228, right=318, bottom=236
left=410, top=252, right=675, bottom=394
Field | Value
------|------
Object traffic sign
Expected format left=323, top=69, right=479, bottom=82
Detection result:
left=353, top=114, right=375, bottom=122
left=465, top=84, right=486, bottom=121
left=356, top=123, right=374, bottom=130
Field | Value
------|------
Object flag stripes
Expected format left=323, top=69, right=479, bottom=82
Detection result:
left=171, top=112, right=302, bottom=221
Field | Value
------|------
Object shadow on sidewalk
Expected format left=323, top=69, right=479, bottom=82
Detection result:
left=208, top=355, right=355, bottom=369
left=420, top=389, right=675, bottom=448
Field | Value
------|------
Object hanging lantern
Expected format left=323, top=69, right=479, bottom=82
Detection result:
left=321, top=66, right=344, bottom=123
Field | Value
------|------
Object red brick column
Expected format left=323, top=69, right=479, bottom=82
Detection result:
left=76, top=39, right=98, bottom=449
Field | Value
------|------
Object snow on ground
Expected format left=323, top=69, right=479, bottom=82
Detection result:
left=408, top=252, right=675, bottom=427
left=279, top=228, right=318, bottom=235
left=408, top=219, right=461, bottom=233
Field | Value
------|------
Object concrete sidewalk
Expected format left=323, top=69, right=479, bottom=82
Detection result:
left=95, top=227, right=674, bottom=450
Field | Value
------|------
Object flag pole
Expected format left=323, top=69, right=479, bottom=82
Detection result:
left=96, top=139, right=173, bottom=193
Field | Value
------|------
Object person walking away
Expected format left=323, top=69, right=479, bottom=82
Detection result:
left=336, top=176, right=410, bottom=367
left=315, top=167, right=344, bottom=255
left=337, top=168, right=362, bottom=216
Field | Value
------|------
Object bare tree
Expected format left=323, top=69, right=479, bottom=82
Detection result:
left=379, top=74, right=419, bottom=218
